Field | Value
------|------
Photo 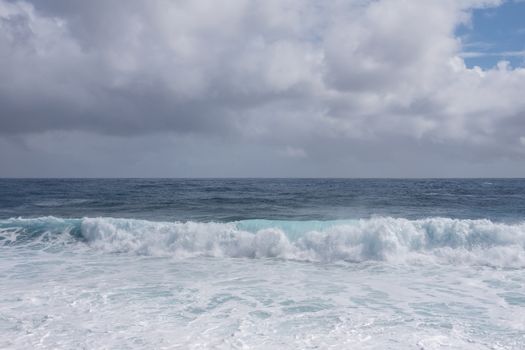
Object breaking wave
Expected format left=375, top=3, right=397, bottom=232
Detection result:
left=1, top=216, right=525, bottom=267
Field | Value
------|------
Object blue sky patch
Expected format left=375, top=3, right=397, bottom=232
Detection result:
left=457, top=0, right=525, bottom=69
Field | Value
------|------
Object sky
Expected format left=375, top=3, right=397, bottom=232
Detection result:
left=0, top=0, right=525, bottom=178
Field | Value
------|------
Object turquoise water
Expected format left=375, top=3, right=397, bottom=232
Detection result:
left=0, top=179, right=524, bottom=349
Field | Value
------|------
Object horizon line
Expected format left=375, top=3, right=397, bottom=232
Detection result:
left=1, top=177, right=525, bottom=180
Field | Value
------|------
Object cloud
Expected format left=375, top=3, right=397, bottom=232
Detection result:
left=460, top=50, right=525, bottom=58
left=1, top=0, right=525, bottom=176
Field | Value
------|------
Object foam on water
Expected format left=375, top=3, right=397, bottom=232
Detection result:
left=1, top=247, right=524, bottom=349
left=1, top=216, right=525, bottom=267
left=1, top=216, right=525, bottom=349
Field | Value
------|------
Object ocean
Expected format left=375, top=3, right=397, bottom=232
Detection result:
left=0, top=178, right=524, bottom=349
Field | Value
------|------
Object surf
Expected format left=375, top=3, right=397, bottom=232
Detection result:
left=1, top=216, right=524, bottom=267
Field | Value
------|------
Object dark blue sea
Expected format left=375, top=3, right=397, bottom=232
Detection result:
left=1, top=179, right=524, bottom=349
left=2, top=178, right=525, bottom=221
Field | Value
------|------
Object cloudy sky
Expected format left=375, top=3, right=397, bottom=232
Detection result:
left=1, top=0, right=525, bottom=177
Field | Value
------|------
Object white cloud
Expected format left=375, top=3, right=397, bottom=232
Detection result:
left=1, top=0, right=525, bottom=176
left=460, top=50, right=525, bottom=58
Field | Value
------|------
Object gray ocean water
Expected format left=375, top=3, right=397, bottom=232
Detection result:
left=1, top=179, right=524, bottom=349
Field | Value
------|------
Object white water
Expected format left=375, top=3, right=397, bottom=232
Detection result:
left=1, top=217, right=525, bottom=348
left=3, top=216, right=525, bottom=267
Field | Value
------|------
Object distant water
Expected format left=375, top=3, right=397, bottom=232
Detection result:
left=1, top=179, right=524, bottom=349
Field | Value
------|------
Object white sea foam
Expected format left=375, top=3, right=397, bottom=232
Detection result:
left=81, top=217, right=525, bottom=267
left=1, top=217, right=525, bottom=349
left=3, top=216, right=524, bottom=267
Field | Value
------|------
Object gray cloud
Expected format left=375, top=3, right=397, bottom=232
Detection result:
left=1, top=0, right=525, bottom=177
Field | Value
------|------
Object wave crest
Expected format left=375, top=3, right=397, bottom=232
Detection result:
left=1, top=216, right=525, bottom=267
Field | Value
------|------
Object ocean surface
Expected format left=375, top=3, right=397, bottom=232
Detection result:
left=0, top=178, right=524, bottom=349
